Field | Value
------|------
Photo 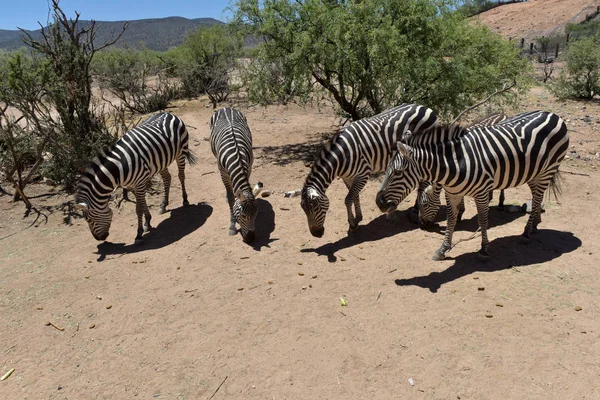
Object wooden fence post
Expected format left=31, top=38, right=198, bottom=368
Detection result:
left=555, top=42, right=560, bottom=58
left=520, top=38, right=525, bottom=48
left=529, top=42, right=534, bottom=54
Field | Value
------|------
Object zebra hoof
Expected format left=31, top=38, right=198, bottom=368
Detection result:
left=143, top=225, right=151, bottom=233
left=158, top=207, right=167, bottom=215
left=432, top=251, right=446, bottom=261
left=183, top=200, right=190, bottom=207
left=477, top=250, right=490, bottom=261
left=519, top=235, right=530, bottom=245
left=229, top=228, right=237, bottom=236
left=134, top=238, right=144, bottom=245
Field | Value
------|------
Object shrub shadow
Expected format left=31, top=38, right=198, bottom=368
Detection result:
left=96, top=202, right=213, bottom=261
left=252, top=198, right=278, bottom=250
left=254, top=131, right=336, bottom=166
left=395, top=229, right=581, bottom=292
left=301, top=209, right=416, bottom=262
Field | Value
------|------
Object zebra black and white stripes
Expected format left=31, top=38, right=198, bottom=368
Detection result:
left=415, top=113, right=509, bottom=227
left=209, top=108, right=261, bottom=243
left=76, top=112, right=196, bottom=243
left=376, top=110, right=569, bottom=260
left=300, top=104, right=438, bottom=237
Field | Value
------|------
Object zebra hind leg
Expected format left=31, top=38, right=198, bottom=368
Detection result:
left=521, top=180, right=546, bottom=243
left=474, top=192, right=492, bottom=261
left=158, top=169, right=171, bottom=214
left=177, top=155, right=190, bottom=207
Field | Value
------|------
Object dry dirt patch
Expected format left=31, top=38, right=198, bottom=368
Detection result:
left=1, top=90, right=599, bottom=399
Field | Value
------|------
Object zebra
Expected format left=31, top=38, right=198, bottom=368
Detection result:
left=376, top=110, right=569, bottom=261
left=209, top=108, right=262, bottom=244
left=75, top=112, right=196, bottom=244
left=414, top=113, right=509, bottom=227
left=300, top=104, right=438, bottom=237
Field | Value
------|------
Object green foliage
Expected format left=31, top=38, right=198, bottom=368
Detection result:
left=566, top=20, right=600, bottom=41
left=551, top=37, right=600, bottom=100
left=173, top=24, right=243, bottom=106
left=93, top=47, right=181, bottom=114
left=233, top=0, right=531, bottom=120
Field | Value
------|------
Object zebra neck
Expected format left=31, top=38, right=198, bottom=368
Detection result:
left=305, top=156, right=338, bottom=193
left=413, top=139, right=463, bottom=185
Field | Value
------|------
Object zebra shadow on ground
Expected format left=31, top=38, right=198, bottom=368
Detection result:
left=421, top=205, right=527, bottom=234
left=394, top=229, right=581, bottom=293
left=95, top=203, right=213, bottom=261
left=300, top=209, right=416, bottom=262
left=253, top=131, right=337, bottom=167
left=251, top=198, right=278, bottom=251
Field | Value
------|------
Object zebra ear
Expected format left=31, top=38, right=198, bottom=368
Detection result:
left=252, top=182, right=264, bottom=197
left=396, top=142, right=413, bottom=159
left=74, top=202, right=89, bottom=212
left=235, top=188, right=249, bottom=202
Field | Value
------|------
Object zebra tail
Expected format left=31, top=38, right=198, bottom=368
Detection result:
left=547, top=170, right=563, bottom=204
left=184, top=149, right=198, bottom=166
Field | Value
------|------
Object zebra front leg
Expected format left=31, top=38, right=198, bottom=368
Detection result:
left=134, top=184, right=151, bottom=244
left=344, top=175, right=368, bottom=233
left=433, top=194, right=463, bottom=261
left=158, top=169, right=171, bottom=214
left=457, top=196, right=466, bottom=223
left=474, top=192, right=492, bottom=261
left=177, top=155, right=189, bottom=207
left=498, top=190, right=505, bottom=210
left=221, top=172, right=237, bottom=236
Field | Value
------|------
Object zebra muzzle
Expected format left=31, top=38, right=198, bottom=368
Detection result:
left=376, top=192, right=397, bottom=214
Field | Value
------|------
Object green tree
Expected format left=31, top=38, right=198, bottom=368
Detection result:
left=15, top=0, right=127, bottom=190
left=233, top=0, right=531, bottom=120
left=173, top=24, right=243, bottom=107
left=93, top=47, right=180, bottom=114
left=552, top=37, right=600, bottom=100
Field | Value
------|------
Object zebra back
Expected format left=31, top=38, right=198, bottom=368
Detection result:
left=306, top=104, right=438, bottom=191
left=209, top=108, right=254, bottom=195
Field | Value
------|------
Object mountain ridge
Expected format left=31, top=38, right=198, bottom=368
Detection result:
left=0, top=16, right=224, bottom=52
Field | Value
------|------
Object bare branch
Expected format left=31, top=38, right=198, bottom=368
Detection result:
left=451, top=79, right=517, bottom=125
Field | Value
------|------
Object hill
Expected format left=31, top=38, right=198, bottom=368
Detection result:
left=0, top=16, right=223, bottom=52
left=475, top=0, right=600, bottom=40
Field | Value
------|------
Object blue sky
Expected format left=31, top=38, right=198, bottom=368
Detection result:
left=1, top=0, right=233, bottom=30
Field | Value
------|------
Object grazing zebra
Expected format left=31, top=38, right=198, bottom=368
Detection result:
left=210, top=108, right=262, bottom=244
left=415, top=113, right=508, bottom=227
left=300, top=104, right=438, bottom=237
left=376, top=111, right=569, bottom=260
left=76, top=112, right=196, bottom=244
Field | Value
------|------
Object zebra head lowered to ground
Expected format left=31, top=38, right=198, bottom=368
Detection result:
left=376, top=110, right=569, bottom=261
left=76, top=112, right=196, bottom=244
left=209, top=108, right=262, bottom=244
left=300, top=104, right=438, bottom=238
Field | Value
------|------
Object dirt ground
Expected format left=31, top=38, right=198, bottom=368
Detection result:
left=476, top=0, right=600, bottom=39
left=1, top=85, right=600, bottom=400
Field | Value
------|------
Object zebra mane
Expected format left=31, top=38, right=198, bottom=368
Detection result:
left=404, top=123, right=469, bottom=146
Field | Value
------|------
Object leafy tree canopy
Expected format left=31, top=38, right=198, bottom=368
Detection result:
left=233, top=0, right=531, bottom=120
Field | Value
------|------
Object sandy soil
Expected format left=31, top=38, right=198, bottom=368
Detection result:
left=476, top=0, right=600, bottom=39
left=1, top=87, right=599, bottom=399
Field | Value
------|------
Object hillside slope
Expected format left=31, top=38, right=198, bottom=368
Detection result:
left=476, top=0, right=600, bottom=39
left=0, top=17, right=223, bottom=52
